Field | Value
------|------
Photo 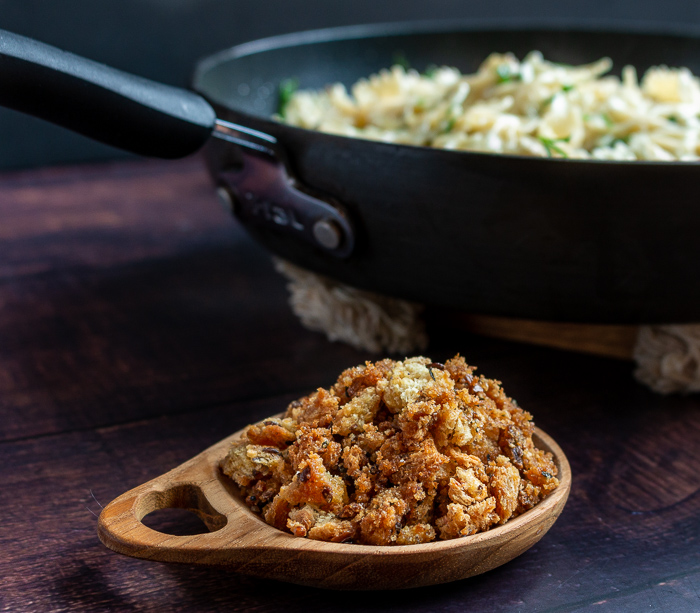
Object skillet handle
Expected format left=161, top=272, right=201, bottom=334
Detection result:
left=0, top=29, right=215, bottom=158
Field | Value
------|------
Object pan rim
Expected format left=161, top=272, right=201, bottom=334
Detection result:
left=196, top=17, right=700, bottom=68
left=193, top=18, right=700, bottom=168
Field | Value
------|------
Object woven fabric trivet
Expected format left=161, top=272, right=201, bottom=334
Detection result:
left=275, top=259, right=700, bottom=394
left=633, top=325, right=700, bottom=393
left=274, top=259, right=427, bottom=354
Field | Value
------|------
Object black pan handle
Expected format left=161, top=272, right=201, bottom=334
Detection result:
left=0, top=29, right=216, bottom=158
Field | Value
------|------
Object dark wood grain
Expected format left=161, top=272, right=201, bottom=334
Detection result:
left=0, top=157, right=699, bottom=611
left=0, top=158, right=373, bottom=442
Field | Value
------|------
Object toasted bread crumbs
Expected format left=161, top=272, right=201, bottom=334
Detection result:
left=221, top=356, right=559, bottom=545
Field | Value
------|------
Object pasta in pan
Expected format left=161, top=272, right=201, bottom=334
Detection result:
left=281, top=51, right=700, bottom=161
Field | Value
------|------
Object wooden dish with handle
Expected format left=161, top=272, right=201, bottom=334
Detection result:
left=98, top=417, right=571, bottom=591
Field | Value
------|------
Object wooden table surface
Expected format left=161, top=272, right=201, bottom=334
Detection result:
left=1, top=156, right=699, bottom=612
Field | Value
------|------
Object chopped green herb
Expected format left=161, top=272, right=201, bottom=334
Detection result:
left=277, top=78, right=299, bottom=118
left=441, top=116, right=457, bottom=133
left=393, top=52, right=411, bottom=71
left=496, top=64, right=520, bottom=83
left=542, top=471, right=553, bottom=478
left=668, top=115, right=679, bottom=124
left=423, top=64, right=439, bottom=79
left=414, top=98, right=427, bottom=111
left=542, top=85, right=575, bottom=110
left=611, top=135, right=631, bottom=146
left=541, top=94, right=556, bottom=109
left=583, top=113, right=614, bottom=128
left=538, top=136, right=568, bottom=158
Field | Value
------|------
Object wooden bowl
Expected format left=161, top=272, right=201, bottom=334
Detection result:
left=98, top=422, right=571, bottom=590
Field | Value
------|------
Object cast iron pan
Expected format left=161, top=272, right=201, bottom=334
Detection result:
left=1, top=22, right=699, bottom=323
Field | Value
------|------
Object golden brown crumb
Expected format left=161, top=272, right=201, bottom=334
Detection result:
left=221, top=356, right=559, bottom=545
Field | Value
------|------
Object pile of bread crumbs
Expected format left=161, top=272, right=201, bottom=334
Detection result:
left=221, top=355, right=559, bottom=545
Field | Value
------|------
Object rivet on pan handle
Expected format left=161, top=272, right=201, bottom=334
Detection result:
left=212, top=119, right=355, bottom=258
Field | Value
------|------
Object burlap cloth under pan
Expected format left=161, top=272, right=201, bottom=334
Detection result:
left=275, top=259, right=700, bottom=395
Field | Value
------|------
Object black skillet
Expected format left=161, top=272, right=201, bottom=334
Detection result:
left=1, top=22, right=699, bottom=323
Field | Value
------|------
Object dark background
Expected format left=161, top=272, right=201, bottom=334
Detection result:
left=2, top=0, right=700, bottom=170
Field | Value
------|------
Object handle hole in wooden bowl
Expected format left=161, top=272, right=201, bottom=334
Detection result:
left=141, top=508, right=210, bottom=536
left=136, top=484, right=227, bottom=536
